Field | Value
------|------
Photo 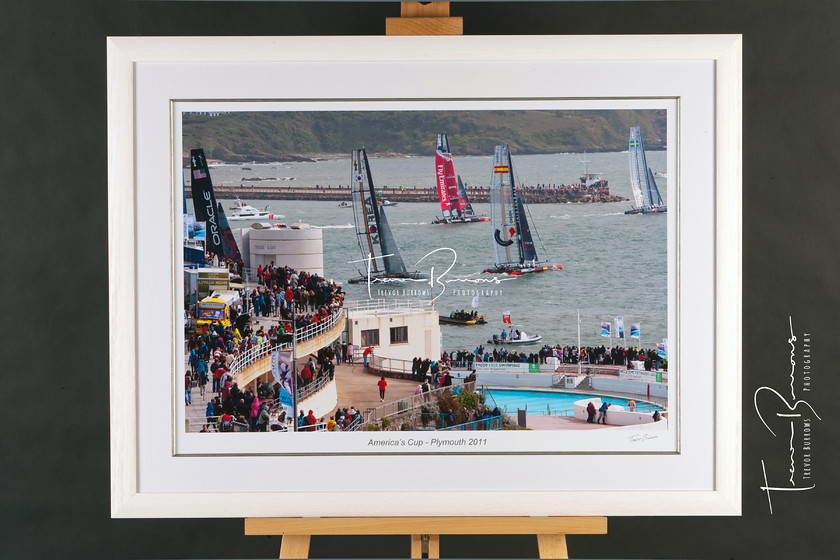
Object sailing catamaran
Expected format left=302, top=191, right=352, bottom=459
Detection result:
left=432, top=133, right=489, bottom=224
left=625, top=127, right=667, bottom=215
left=483, top=145, right=562, bottom=275
left=189, top=148, right=241, bottom=262
left=347, top=148, right=429, bottom=284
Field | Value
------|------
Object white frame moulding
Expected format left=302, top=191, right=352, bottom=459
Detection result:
left=108, top=35, right=741, bottom=518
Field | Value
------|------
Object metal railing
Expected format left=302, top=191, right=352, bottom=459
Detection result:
left=228, top=307, right=344, bottom=381
left=438, top=416, right=503, bottom=431
left=363, top=381, right=476, bottom=425
left=344, top=299, right=435, bottom=317
left=296, top=372, right=335, bottom=402
left=367, top=354, right=414, bottom=376
left=447, top=360, right=475, bottom=371
left=554, top=364, right=625, bottom=376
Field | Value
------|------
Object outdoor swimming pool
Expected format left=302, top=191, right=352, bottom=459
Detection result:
left=482, top=388, right=663, bottom=416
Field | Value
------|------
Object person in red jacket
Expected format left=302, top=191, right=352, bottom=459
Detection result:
left=305, top=410, right=318, bottom=431
left=219, top=411, right=234, bottom=432
left=363, top=346, right=372, bottom=367
left=377, top=376, right=388, bottom=402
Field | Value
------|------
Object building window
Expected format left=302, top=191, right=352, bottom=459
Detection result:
left=361, top=329, right=380, bottom=347
left=390, top=326, right=408, bottom=344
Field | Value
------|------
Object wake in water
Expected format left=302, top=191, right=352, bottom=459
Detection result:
left=398, top=222, right=429, bottom=225
left=312, top=223, right=354, bottom=229
left=550, top=211, right=625, bottom=219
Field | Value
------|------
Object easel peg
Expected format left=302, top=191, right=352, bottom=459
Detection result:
left=411, top=533, right=440, bottom=558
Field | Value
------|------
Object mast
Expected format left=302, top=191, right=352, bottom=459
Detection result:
left=351, top=149, right=379, bottom=273
left=490, top=145, right=517, bottom=266
left=628, top=127, right=647, bottom=209
left=436, top=133, right=462, bottom=219
left=361, top=148, right=407, bottom=275
left=507, top=149, right=526, bottom=264
left=435, top=135, right=453, bottom=220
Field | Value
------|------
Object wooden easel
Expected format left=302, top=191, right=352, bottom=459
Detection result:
left=245, top=516, right=607, bottom=559
left=245, top=6, right=607, bottom=559
left=385, top=2, right=463, bottom=36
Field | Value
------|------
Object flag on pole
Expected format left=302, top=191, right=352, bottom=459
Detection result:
left=471, top=295, right=480, bottom=308
left=502, top=311, right=511, bottom=324
left=600, top=322, right=611, bottom=337
left=276, top=387, right=295, bottom=418
left=657, top=339, right=668, bottom=359
left=630, top=323, right=641, bottom=339
left=271, top=350, right=293, bottom=394
left=614, top=317, right=625, bottom=339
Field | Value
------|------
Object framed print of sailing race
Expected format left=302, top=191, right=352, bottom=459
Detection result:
left=108, top=35, right=741, bottom=517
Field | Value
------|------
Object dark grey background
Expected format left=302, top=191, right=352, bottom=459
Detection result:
left=2, top=0, right=838, bottom=558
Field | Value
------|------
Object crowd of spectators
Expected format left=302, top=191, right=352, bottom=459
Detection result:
left=446, top=343, right=667, bottom=372
left=244, top=263, right=345, bottom=330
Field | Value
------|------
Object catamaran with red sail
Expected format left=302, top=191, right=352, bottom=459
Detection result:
left=483, top=145, right=562, bottom=275
left=432, top=133, right=489, bottom=224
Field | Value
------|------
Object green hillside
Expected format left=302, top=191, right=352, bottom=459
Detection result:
left=183, top=109, right=666, bottom=162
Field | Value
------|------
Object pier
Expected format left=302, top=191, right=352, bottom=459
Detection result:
left=196, top=184, right=627, bottom=204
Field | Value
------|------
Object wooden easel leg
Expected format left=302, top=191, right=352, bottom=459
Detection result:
left=536, top=534, right=568, bottom=559
left=279, top=534, right=311, bottom=559
left=410, top=534, right=440, bottom=558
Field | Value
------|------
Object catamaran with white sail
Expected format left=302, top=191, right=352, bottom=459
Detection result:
left=625, top=126, right=666, bottom=215
left=432, top=133, right=489, bottom=224
left=347, top=148, right=429, bottom=284
left=483, top=145, right=562, bottom=275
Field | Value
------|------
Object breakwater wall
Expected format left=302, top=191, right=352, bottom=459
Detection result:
left=201, top=185, right=627, bottom=204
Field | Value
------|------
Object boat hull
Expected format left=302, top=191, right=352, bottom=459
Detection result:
left=432, top=216, right=491, bottom=224
left=625, top=206, right=667, bottom=215
left=486, top=335, right=542, bottom=345
left=439, top=316, right=486, bottom=325
left=482, top=263, right=562, bottom=275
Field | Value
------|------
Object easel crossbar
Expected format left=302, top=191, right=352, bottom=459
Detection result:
left=244, top=516, right=607, bottom=535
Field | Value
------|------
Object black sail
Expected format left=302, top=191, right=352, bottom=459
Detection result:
left=189, top=148, right=236, bottom=261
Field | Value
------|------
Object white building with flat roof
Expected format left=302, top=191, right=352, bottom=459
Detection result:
left=345, top=300, right=441, bottom=362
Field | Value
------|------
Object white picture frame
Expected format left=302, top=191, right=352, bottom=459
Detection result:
left=108, top=35, right=741, bottom=518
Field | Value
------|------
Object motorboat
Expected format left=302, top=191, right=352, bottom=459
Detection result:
left=227, top=197, right=284, bottom=220
left=487, top=327, right=542, bottom=345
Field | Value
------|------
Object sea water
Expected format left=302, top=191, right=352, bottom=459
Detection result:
left=188, top=151, right=668, bottom=353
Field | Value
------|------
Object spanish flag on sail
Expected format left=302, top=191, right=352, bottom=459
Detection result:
left=493, top=165, right=509, bottom=173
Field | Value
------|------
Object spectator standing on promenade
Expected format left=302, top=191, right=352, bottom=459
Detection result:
left=206, top=399, right=215, bottom=428
left=363, top=346, right=372, bottom=367
left=198, top=368, right=208, bottom=399
left=586, top=401, right=596, bottom=423
left=185, top=371, right=193, bottom=405
left=219, top=411, right=234, bottom=432
left=377, top=376, right=388, bottom=402
left=597, top=402, right=610, bottom=424
left=347, top=343, right=354, bottom=364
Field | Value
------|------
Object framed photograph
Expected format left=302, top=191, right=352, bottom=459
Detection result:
left=108, top=35, right=741, bottom=517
